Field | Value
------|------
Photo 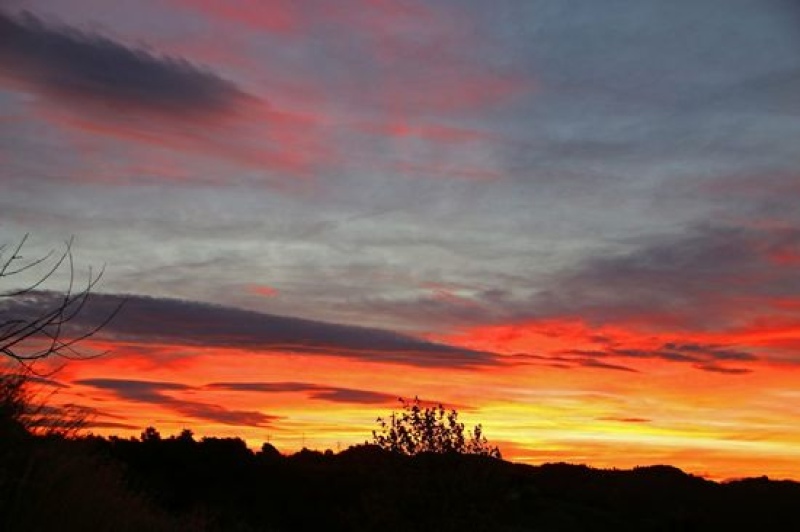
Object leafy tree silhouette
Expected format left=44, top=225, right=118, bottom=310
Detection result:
left=372, top=397, right=501, bottom=458
left=141, top=426, right=162, bottom=442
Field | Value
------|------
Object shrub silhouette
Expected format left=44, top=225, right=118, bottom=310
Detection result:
left=372, top=397, right=501, bottom=458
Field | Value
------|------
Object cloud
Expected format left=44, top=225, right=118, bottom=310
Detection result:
left=442, top=316, right=765, bottom=376
left=597, top=417, right=651, bottom=424
left=693, top=364, right=752, bottom=375
left=249, top=284, right=278, bottom=298
left=309, top=388, right=397, bottom=404
left=76, top=378, right=189, bottom=402
left=0, top=9, right=332, bottom=180
left=75, top=378, right=278, bottom=427
left=74, top=377, right=398, bottom=429
left=84, top=420, right=142, bottom=431
left=662, top=343, right=755, bottom=362
left=560, top=342, right=756, bottom=374
left=577, top=358, right=638, bottom=373
left=575, top=343, right=757, bottom=365
left=205, top=382, right=316, bottom=393
left=171, top=0, right=529, bottom=115
left=537, top=224, right=800, bottom=331
left=3, top=292, right=500, bottom=368
left=430, top=223, right=797, bottom=373
left=0, top=10, right=247, bottom=116
left=207, top=381, right=398, bottom=405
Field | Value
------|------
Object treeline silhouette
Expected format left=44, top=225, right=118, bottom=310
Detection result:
left=3, top=423, right=800, bottom=531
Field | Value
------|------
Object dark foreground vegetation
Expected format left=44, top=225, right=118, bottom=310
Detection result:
left=3, top=424, right=800, bottom=532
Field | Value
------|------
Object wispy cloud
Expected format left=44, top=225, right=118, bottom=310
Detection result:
left=206, top=381, right=398, bottom=405
left=75, top=378, right=279, bottom=427
left=536, top=224, right=800, bottom=333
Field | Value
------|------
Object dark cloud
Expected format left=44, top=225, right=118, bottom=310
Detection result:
left=206, top=381, right=398, bottom=405
left=310, top=388, right=396, bottom=404
left=2, top=292, right=499, bottom=368
left=611, top=349, right=699, bottom=364
left=84, top=420, right=142, bottom=431
left=206, top=382, right=317, bottom=394
left=76, top=378, right=278, bottom=427
left=577, top=358, right=638, bottom=373
left=35, top=401, right=142, bottom=431
left=170, top=402, right=273, bottom=427
left=0, top=10, right=246, bottom=115
left=538, top=224, right=800, bottom=331
left=662, top=343, right=756, bottom=362
left=505, top=352, right=637, bottom=372
left=75, top=377, right=399, bottom=428
left=76, top=378, right=189, bottom=403
left=560, top=341, right=757, bottom=374
left=511, top=339, right=758, bottom=374
left=693, top=364, right=752, bottom=375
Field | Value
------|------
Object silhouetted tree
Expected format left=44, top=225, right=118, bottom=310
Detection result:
left=259, top=442, right=281, bottom=460
left=175, top=428, right=195, bottom=443
left=141, top=426, right=162, bottom=442
left=0, top=372, right=29, bottom=440
left=0, top=235, right=122, bottom=372
left=372, top=397, right=501, bottom=458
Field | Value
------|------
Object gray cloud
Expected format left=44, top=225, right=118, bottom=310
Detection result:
left=505, top=338, right=758, bottom=374
left=1, top=292, right=499, bottom=368
left=693, top=364, right=752, bottom=375
left=662, top=343, right=755, bottom=362
left=506, top=352, right=637, bottom=373
left=207, top=381, right=398, bottom=405
left=537, top=224, right=800, bottom=331
left=75, top=377, right=400, bottom=430
left=76, top=378, right=189, bottom=402
left=0, top=10, right=246, bottom=115
left=557, top=342, right=757, bottom=374
left=577, top=358, right=638, bottom=373
left=310, top=388, right=396, bottom=404
left=75, top=378, right=278, bottom=427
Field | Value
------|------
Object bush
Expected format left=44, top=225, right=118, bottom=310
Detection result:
left=371, top=397, right=501, bottom=458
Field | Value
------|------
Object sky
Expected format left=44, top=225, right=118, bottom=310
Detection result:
left=1, top=0, right=800, bottom=480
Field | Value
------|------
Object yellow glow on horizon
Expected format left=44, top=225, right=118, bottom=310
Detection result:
left=20, top=331, right=800, bottom=482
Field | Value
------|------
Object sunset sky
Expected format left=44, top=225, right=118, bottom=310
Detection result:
left=2, top=0, right=800, bottom=480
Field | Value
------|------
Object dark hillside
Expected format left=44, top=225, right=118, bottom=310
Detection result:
left=5, top=432, right=797, bottom=532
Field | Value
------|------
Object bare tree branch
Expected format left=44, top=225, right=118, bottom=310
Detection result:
left=0, top=235, right=123, bottom=374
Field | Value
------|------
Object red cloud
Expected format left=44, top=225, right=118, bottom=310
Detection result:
left=250, top=284, right=279, bottom=297
left=171, top=0, right=300, bottom=34
left=30, top=96, right=332, bottom=181
left=358, top=120, right=492, bottom=143
left=169, top=0, right=532, bottom=116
